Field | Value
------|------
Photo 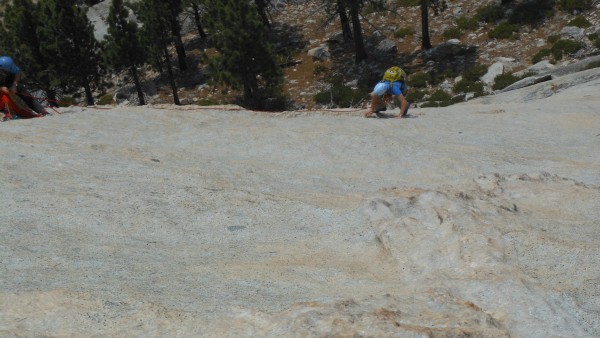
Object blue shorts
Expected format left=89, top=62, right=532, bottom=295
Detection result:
left=372, top=81, right=407, bottom=97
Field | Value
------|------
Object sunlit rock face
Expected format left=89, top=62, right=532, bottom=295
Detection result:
left=1, top=69, right=599, bottom=337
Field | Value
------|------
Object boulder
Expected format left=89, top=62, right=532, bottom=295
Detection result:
left=560, top=26, right=585, bottom=39
left=481, top=62, right=504, bottom=85
left=515, top=60, right=555, bottom=77
left=308, top=45, right=330, bottom=61
left=375, top=39, right=398, bottom=55
left=500, top=74, right=553, bottom=92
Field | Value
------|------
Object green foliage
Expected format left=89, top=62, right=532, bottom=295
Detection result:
left=196, top=98, right=224, bottom=106
left=313, top=76, right=365, bottom=108
left=532, top=48, right=552, bottom=63
left=407, top=72, right=431, bottom=88
left=313, top=64, right=328, bottom=76
left=453, top=79, right=484, bottom=96
left=103, top=0, right=147, bottom=105
left=588, top=33, right=598, bottom=41
left=463, top=64, right=488, bottom=82
left=363, top=1, right=386, bottom=15
left=57, top=96, right=77, bottom=107
left=421, top=90, right=453, bottom=107
left=594, top=37, right=600, bottom=49
left=456, top=16, right=479, bottom=30
left=37, top=0, right=102, bottom=104
left=397, top=0, right=420, bottom=7
left=558, top=0, right=592, bottom=13
left=508, top=0, right=554, bottom=25
left=475, top=4, right=504, bottom=23
left=405, top=89, right=426, bottom=102
left=442, top=27, right=462, bottom=40
left=428, top=89, right=452, bottom=102
left=567, top=15, right=591, bottom=28
left=584, top=61, right=600, bottom=70
left=492, top=73, right=520, bottom=90
left=488, top=22, right=520, bottom=39
left=203, top=0, right=284, bottom=110
left=432, top=69, right=458, bottom=84
left=394, top=27, right=415, bottom=38
left=547, top=35, right=561, bottom=44
left=551, top=39, right=583, bottom=60
left=104, top=0, right=146, bottom=72
left=97, top=93, right=115, bottom=105
left=0, top=0, right=53, bottom=91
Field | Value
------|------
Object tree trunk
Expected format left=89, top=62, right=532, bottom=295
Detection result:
left=46, top=88, right=58, bottom=107
left=255, top=0, right=271, bottom=28
left=191, top=3, right=207, bottom=39
left=337, top=0, right=353, bottom=42
left=421, top=0, right=432, bottom=50
left=349, top=1, right=367, bottom=63
left=163, top=44, right=181, bottom=105
left=84, top=82, right=94, bottom=106
left=168, top=2, right=187, bottom=71
left=130, top=65, right=146, bottom=105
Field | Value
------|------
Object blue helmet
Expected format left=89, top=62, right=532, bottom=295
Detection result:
left=0, top=56, right=21, bottom=74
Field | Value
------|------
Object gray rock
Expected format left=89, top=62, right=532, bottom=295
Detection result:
left=500, top=74, right=553, bottom=92
left=515, top=60, right=555, bottom=77
left=560, top=26, right=585, bottom=39
left=2, top=68, right=600, bottom=337
left=481, top=62, right=504, bottom=85
left=308, top=45, right=331, bottom=61
left=375, top=39, right=398, bottom=55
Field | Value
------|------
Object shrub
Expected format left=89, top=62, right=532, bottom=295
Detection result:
left=594, top=37, right=600, bottom=49
left=405, top=89, right=426, bottom=102
left=314, top=77, right=365, bottom=108
left=453, top=79, right=484, bottom=96
left=97, top=93, right=115, bottom=105
left=394, top=27, right=415, bottom=38
left=492, top=73, right=520, bottom=90
left=433, top=69, right=459, bottom=84
left=428, top=90, right=452, bottom=102
left=588, top=33, right=598, bottom=40
left=197, top=98, right=223, bottom=106
left=443, top=27, right=463, bottom=40
left=488, top=22, right=520, bottom=39
left=408, top=72, right=432, bottom=88
left=456, top=16, right=479, bottom=30
left=313, top=64, right=328, bottom=75
left=558, top=0, right=592, bottom=13
left=584, top=61, right=600, bottom=70
left=58, top=96, right=77, bottom=107
left=532, top=48, right=552, bottom=63
left=463, top=64, right=488, bottom=82
left=551, top=39, right=583, bottom=60
left=567, top=15, right=592, bottom=28
left=397, top=0, right=420, bottom=6
left=475, top=4, right=504, bottom=23
left=547, top=35, right=561, bottom=44
left=508, top=0, right=553, bottom=25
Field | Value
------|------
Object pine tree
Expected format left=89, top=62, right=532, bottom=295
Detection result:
left=183, top=0, right=207, bottom=40
left=0, top=0, right=57, bottom=104
left=37, top=0, right=102, bottom=105
left=346, top=0, right=367, bottom=63
left=420, top=0, right=447, bottom=50
left=133, top=0, right=181, bottom=105
left=203, top=0, right=283, bottom=110
left=324, top=0, right=367, bottom=62
left=103, top=0, right=146, bottom=105
left=166, top=0, right=187, bottom=71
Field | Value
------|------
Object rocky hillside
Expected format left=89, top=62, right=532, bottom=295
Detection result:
left=88, top=0, right=600, bottom=109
